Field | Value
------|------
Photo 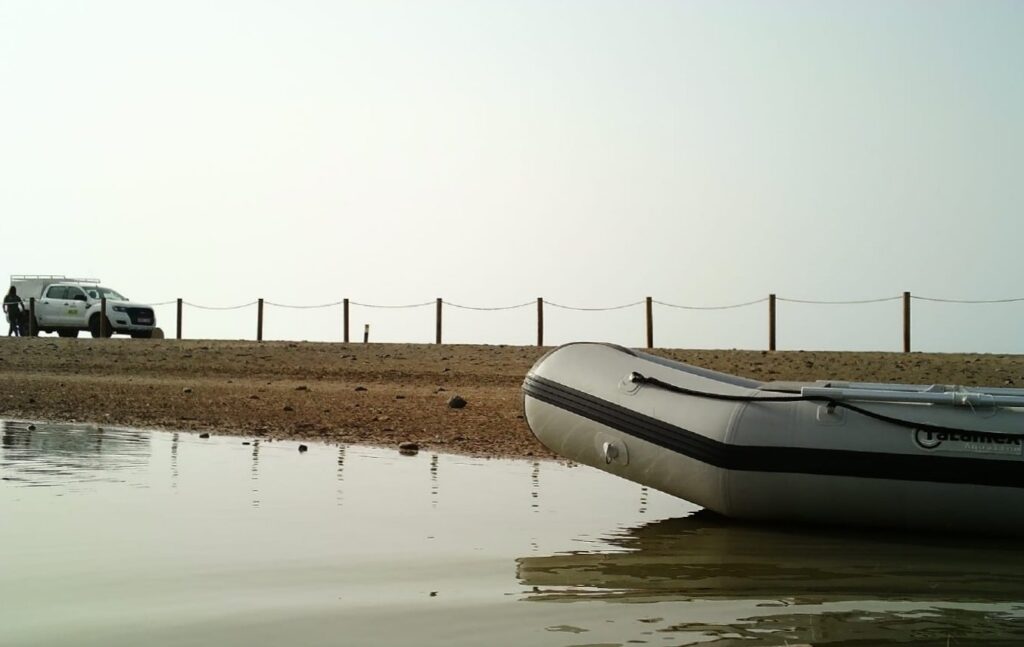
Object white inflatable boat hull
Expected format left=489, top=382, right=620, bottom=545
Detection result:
left=522, top=343, right=1024, bottom=535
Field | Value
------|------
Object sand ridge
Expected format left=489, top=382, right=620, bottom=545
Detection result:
left=0, top=339, right=1021, bottom=458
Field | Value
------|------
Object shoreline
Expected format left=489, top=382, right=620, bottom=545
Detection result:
left=1, top=339, right=1021, bottom=459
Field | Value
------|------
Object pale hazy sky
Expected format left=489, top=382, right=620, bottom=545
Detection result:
left=2, top=1, right=1022, bottom=352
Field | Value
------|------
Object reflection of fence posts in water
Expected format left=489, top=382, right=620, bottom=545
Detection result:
left=148, top=292, right=1024, bottom=352
left=430, top=454, right=439, bottom=507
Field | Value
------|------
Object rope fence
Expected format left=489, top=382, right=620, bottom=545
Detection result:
left=117, top=292, right=1024, bottom=352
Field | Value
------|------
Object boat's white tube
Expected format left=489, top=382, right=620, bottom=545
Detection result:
left=523, top=342, right=1024, bottom=535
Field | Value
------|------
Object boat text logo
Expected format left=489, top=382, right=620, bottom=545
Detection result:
left=914, top=429, right=1023, bottom=455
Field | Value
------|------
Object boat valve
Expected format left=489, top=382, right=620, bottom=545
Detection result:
left=619, top=372, right=643, bottom=395
left=603, top=442, right=620, bottom=464
left=597, top=434, right=629, bottom=465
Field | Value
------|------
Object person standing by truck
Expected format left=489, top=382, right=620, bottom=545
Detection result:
left=4, top=286, right=24, bottom=336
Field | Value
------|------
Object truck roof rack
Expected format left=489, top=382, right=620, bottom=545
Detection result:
left=11, top=274, right=101, bottom=284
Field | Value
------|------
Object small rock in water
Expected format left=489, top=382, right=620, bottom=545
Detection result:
left=242, top=441, right=251, bottom=446
left=447, top=395, right=467, bottom=409
left=298, top=444, right=308, bottom=453
left=399, top=442, right=419, bottom=455
left=199, top=432, right=210, bottom=439
left=27, top=424, right=37, bottom=431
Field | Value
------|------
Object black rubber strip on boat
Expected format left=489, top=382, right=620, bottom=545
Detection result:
left=523, top=374, right=1024, bottom=489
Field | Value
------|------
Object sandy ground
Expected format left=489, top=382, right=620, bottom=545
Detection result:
left=0, top=338, right=1021, bottom=458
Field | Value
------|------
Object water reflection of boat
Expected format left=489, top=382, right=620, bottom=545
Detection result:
left=517, top=511, right=1024, bottom=603
left=1, top=421, right=151, bottom=486
left=517, top=512, right=1024, bottom=645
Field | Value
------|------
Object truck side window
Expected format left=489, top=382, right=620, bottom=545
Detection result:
left=67, top=287, right=86, bottom=301
left=46, top=286, right=68, bottom=299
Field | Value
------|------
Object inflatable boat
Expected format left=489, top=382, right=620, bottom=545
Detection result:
left=522, top=343, right=1024, bottom=535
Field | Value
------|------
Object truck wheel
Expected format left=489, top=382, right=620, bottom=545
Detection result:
left=89, top=315, right=113, bottom=338
left=57, top=329, right=80, bottom=338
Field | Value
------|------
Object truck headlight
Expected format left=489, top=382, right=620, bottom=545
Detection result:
left=112, top=306, right=127, bottom=312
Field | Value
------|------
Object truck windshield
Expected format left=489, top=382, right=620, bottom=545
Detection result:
left=86, top=287, right=127, bottom=301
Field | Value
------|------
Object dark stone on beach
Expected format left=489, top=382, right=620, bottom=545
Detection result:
left=447, top=395, right=467, bottom=409
left=183, top=387, right=193, bottom=394
left=242, top=441, right=250, bottom=445
left=354, top=386, right=367, bottom=392
left=298, top=444, right=308, bottom=452
left=283, top=405, right=294, bottom=412
left=27, top=424, right=36, bottom=431
left=199, top=432, right=210, bottom=439
left=249, top=394, right=260, bottom=399
left=399, top=442, right=419, bottom=455
left=395, top=395, right=405, bottom=400
left=295, top=385, right=309, bottom=391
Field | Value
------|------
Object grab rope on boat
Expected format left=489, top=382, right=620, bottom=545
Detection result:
left=628, top=372, right=1019, bottom=438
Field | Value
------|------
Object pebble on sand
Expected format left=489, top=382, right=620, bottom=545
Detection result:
left=199, top=432, right=210, bottom=438
left=183, top=387, right=193, bottom=394
left=447, top=395, right=467, bottom=409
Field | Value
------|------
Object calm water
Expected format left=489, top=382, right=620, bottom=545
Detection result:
left=2, top=421, right=1024, bottom=646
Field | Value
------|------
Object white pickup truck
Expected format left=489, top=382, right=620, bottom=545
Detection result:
left=11, top=275, right=158, bottom=338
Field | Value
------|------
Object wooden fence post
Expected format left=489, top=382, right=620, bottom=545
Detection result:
left=28, top=297, right=36, bottom=336
left=343, top=298, right=349, bottom=343
left=176, top=298, right=183, bottom=340
left=537, top=297, right=544, bottom=347
left=769, top=294, right=776, bottom=351
left=646, top=296, right=653, bottom=349
left=435, top=298, right=442, bottom=345
left=903, top=291, right=911, bottom=353
left=100, top=297, right=108, bottom=337
left=257, top=298, right=264, bottom=342
left=363, top=323, right=369, bottom=344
